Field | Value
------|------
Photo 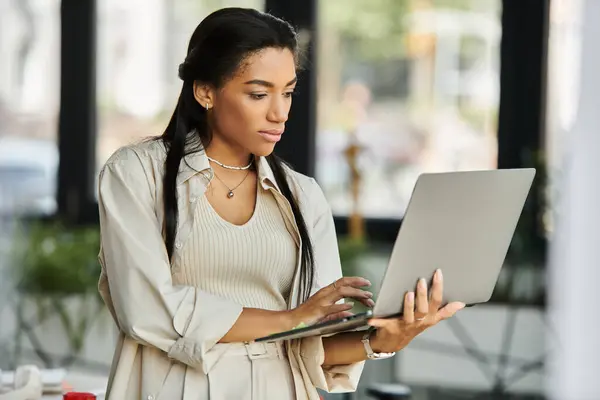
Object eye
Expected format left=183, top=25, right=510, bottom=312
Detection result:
left=250, top=93, right=267, bottom=100
left=284, top=91, right=295, bottom=98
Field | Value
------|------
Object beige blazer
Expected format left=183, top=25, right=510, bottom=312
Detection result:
left=97, top=140, right=365, bottom=399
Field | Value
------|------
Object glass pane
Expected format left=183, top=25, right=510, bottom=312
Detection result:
left=96, top=0, right=264, bottom=169
left=316, top=0, right=502, bottom=218
left=0, top=0, right=61, bottom=216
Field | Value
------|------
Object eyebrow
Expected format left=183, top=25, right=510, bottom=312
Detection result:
left=243, top=77, right=297, bottom=88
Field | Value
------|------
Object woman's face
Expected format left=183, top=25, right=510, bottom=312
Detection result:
left=202, top=47, right=297, bottom=157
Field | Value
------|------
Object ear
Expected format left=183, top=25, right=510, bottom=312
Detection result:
left=193, top=81, right=215, bottom=110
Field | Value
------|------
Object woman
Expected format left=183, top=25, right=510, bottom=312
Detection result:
left=97, top=7, right=464, bottom=400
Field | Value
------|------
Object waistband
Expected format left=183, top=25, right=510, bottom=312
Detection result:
left=220, top=341, right=286, bottom=360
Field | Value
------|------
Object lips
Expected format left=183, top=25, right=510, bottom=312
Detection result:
left=258, top=129, right=284, bottom=143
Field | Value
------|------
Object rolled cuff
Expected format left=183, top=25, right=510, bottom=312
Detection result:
left=300, top=335, right=365, bottom=393
left=167, top=287, right=244, bottom=373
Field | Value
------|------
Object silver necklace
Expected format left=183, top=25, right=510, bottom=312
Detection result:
left=213, top=169, right=251, bottom=198
left=207, top=155, right=254, bottom=170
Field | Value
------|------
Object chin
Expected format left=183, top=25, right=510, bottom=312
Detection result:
left=251, top=143, right=277, bottom=158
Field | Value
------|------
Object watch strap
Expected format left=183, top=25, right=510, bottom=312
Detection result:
left=361, top=328, right=396, bottom=360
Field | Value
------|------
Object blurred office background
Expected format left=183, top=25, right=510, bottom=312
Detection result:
left=0, top=0, right=598, bottom=399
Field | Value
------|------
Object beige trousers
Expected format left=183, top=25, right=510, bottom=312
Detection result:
left=157, top=341, right=297, bottom=400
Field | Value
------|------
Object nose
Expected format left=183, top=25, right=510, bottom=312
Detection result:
left=267, top=96, right=289, bottom=124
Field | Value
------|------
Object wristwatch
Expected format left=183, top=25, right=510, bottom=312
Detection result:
left=361, top=328, right=396, bottom=360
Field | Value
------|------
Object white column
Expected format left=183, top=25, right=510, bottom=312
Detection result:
left=547, top=0, right=600, bottom=398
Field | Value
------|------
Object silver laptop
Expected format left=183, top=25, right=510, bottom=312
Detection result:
left=255, top=168, right=536, bottom=342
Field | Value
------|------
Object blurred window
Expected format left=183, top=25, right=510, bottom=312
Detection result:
left=544, top=0, right=584, bottom=233
left=316, top=0, right=502, bottom=218
left=96, top=0, right=264, bottom=168
left=0, top=0, right=61, bottom=216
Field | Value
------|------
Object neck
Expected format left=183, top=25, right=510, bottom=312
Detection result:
left=205, top=139, right=253, bottom=169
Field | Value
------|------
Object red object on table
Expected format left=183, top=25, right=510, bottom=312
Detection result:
left=63, top=392, right=96, bottom=400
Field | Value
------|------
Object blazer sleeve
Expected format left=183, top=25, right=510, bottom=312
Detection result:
left=97, top=147, right=243, bottom=374
left=298, top=178, right=366, bottom=393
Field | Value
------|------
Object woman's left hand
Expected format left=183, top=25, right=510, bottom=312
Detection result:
left=368, top=269, right=465, bottom=354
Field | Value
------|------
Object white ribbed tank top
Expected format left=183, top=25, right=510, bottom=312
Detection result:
left=179, top=185, right=297, bottom=311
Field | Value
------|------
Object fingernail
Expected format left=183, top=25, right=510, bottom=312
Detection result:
left=367, top=299, right=375, bottom=307
left=419, top=278, right=427, bottom=289
left=365, top=291, right=374, bottom=298
left=436, top=269, right=443, bottom=282
left=408, top=292, right=414, bottom=302
left=364, top=280, right=372, bottom=287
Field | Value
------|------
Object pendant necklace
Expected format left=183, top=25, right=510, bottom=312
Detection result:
left=213, top=169, right=251, bottom=198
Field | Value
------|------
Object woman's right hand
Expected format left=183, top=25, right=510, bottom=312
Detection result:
left=289, top=277, right=375, bottom=326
